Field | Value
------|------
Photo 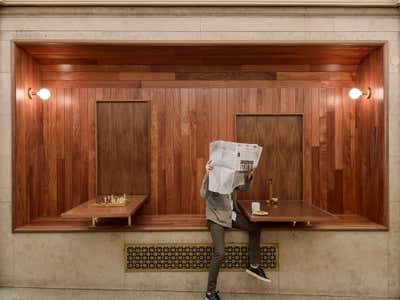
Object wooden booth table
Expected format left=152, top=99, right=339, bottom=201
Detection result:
left=237, top=200, right=336, bottom=226
left=61, top=195, right=148, bottom=227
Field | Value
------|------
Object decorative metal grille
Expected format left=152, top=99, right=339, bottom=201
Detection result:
left=125, top=243, right=278, bottom=272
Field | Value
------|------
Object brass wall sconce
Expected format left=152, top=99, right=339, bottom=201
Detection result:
left=349, top=87, right=372, bottom=100
left=28, top=88, right=51, bottom=100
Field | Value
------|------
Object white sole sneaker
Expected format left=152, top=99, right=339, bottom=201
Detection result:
left=246, top=269, right=272, bottom=283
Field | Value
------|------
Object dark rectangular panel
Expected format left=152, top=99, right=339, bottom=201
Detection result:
left=236, top=114, right=303, bottom=201
left=96, top=101, right=149, bottom=195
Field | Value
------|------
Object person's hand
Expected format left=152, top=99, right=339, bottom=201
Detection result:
left=246, top=169, right=255, bottom=179
left=205, top=160, right=214, bottom=174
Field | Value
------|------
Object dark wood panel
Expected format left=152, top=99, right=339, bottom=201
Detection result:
left=13, top=46, right=43, bottom=228
left=42, top=71, right=175, bottom=81
left=237, top=200, right=336, bottom=223
left=97, top=101, right=149, bottom=195
left=175, top=71, right=277, bottom=80
left=277, top=72, right=355, bottom=81
left=40, top=64, right=359, bottom=73
left=236, top=115, right=303, bottom=201
left=356, top=46, right=387, bottom=226
left=19, top=43, right=378, bottom=65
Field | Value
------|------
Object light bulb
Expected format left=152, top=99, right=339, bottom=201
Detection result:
left=349, top=88, right=362, bottom=100
left=36, top=88, right=51, bottom=100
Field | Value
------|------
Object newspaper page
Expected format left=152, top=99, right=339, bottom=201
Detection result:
left=208, top=140, right=263, bottom=194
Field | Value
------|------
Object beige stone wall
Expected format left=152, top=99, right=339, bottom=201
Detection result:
left=0, top=7, right=399, bottom=297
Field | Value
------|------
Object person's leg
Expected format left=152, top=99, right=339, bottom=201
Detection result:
left=232, top=213, right=260, bottom=266
left=207, top=221, right=226, bottom=293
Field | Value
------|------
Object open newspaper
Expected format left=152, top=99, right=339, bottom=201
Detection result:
left=208, top=140, right=263, bottom=195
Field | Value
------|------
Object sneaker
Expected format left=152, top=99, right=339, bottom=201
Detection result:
left=205, top=291, right=221, bottom=300
left=246, top=266, right=272, bottom=283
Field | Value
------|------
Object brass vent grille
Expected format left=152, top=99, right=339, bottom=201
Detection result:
left=125, top=243, right=278, bottom=272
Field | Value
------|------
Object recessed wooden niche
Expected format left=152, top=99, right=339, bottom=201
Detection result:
left=12, top=42, right=387, bottom=232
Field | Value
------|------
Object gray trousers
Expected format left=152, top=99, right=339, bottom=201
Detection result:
left=207, top=213, right=261, bottom=292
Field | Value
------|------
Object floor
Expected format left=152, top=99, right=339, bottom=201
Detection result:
left=0, top=288, right=397, bottom=300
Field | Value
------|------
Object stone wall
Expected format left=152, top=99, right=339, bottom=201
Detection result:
left=0, top=7, right=399, bottom=297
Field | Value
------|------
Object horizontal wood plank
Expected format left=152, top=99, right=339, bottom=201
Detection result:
left=277, top=72, right=355, bottom=81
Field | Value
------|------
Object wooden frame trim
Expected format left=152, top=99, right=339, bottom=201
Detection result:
left=1, top=0, right=400, bottom=7
left=11, top=41, right=17, bottom=232
left=94, top=99, right=151, bottom=197
left=13, top=215, right=388, bottom=232
left=383, top=41, right=390, bottom=229
left=234, top=113, right=305, bottom=202
left=14, top=40, right=387, bottom=47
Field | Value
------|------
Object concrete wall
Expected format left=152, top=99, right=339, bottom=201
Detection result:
left=0, top=7, right=399, bottom=297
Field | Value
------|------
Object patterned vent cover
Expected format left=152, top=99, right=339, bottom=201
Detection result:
left=125, top=243, right=278, bottom=272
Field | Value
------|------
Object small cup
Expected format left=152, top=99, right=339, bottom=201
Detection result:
left=271, top=197, right=279, bottom=205
left=251, top=201, right=261, bottom=213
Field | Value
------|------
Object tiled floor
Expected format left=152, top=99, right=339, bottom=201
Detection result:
left=0, top=288, right=396, bottom=300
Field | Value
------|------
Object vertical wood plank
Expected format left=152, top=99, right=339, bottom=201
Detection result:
left=303, top=88, right=312, bottom=204
left=71, top=87, right=81, bottom=207
left=56, top=88, right=65, bottom=214
left=326, top=88, right=337, bottom=213
left=319, top=88, right=328, bottom=210
left=311, top=88, right=320, bottom=147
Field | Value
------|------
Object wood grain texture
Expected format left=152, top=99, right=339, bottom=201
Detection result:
left=237, top=200, right=336, bottom=223
left=13, top=46, right=43, bottom=228
left=13, top=43, right=387, bottom=230
left=14, top=85, right=361, bottom=222
left=356, top=46, right=387, bottom=226
left=61, top=195, right=148, bottom=219
left=41, top=64, right=359, bottom=73
left=236, top=115, right=303, bottom=201
left=277, top=72, right=355, bottom=81
left=96, top=101, right=149, bottom=195
left=19, top=43, right=377, bottom=66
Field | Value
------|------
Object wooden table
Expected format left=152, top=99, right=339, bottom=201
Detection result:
left=61, top=195, right=148, bottom=227
left=237, top=200, right=336, bottom=226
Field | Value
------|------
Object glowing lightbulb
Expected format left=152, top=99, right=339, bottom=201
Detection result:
left=349, top=88, right=362, bottom=100
left=36, top=88, right=51, bottom=100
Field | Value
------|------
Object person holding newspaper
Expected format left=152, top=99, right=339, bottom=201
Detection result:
left=200, top=159, right=271, bottom=300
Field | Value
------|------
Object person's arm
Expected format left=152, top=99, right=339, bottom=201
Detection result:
left=200, top=173, right=210, bottom=198
left=237, top=170, right=254, bottom=192
left=200, top=160, right=213, bottom=198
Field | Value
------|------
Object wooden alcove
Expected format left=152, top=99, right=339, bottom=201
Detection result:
left=12, top=42, right=388, bottom=232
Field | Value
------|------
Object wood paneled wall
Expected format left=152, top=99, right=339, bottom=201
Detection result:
left=13, top=44, right=387, bottom=229
left=356, top=47, right=386, bottom=226
left=14, top=47, right=43, bottom=226
left=28, top=84, right=356, bottom=217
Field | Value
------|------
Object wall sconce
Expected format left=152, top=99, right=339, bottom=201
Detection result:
left=349, top=87, right=372, bottom=100
left=28, top=88, right=51, bottom=100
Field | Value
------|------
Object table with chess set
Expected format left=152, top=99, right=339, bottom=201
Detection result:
left=61, top=194, right=148, bottom=228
